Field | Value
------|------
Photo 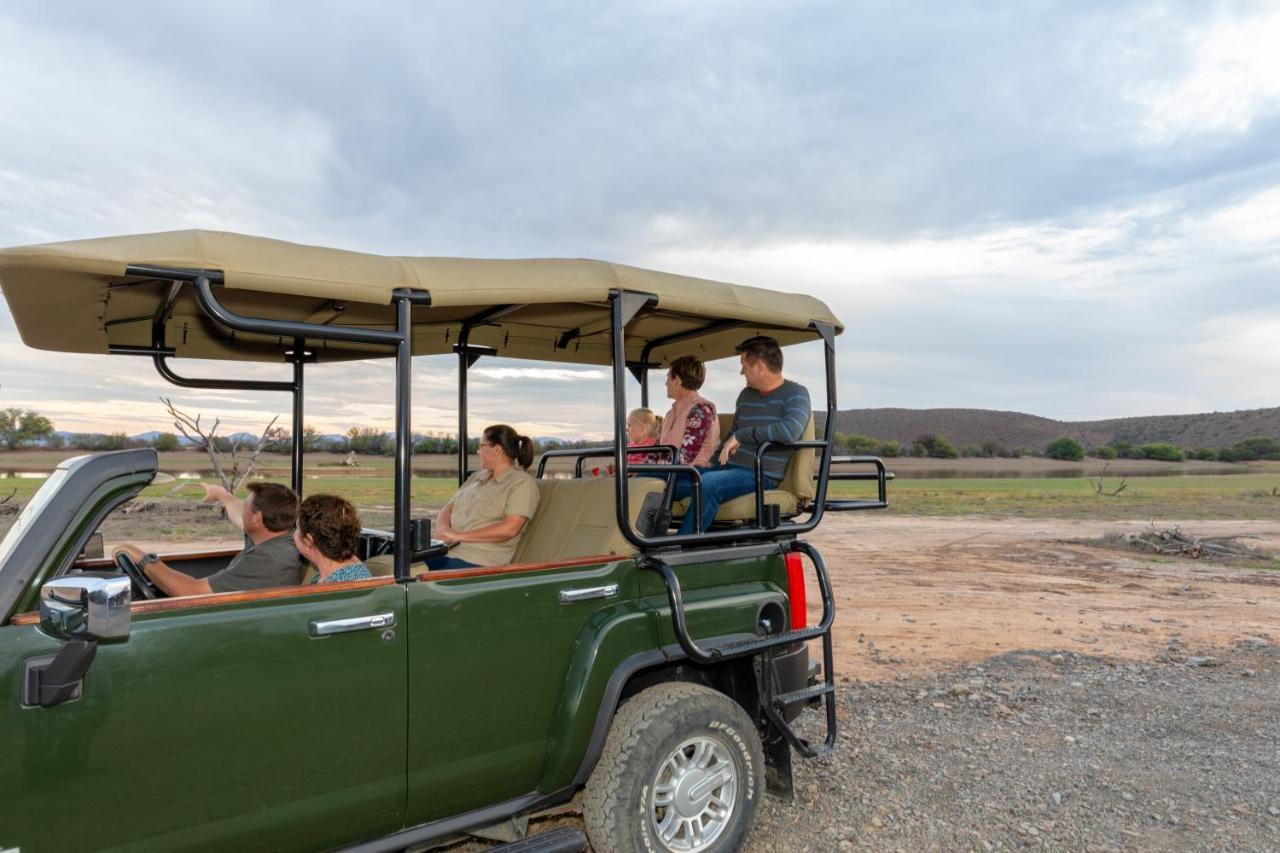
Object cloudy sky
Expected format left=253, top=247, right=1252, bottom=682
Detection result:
left=1, top=1, right=1277, bottom=440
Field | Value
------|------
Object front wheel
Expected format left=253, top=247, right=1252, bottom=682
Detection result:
left=583, top=682, right=765, bottom=853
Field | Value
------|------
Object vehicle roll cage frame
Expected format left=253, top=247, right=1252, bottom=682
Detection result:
left=105, top=268, right=884, bottom=578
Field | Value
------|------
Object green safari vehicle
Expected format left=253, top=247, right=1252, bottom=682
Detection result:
left=0, top=231, right=889, bottom=852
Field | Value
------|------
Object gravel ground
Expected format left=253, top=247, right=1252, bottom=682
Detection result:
left=746, top=641, right=1280, bottom=852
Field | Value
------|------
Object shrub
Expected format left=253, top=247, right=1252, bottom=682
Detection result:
left=1230, top=436, right=1280, bottom=461
left=1110, top=441, right=1145, bottom=459
left=347, top=427, right=392, bottom=456
left=877, top=440, right=902, bottom=458
left=97, top=432, right=129, bottom=451
left=837, top=433, right=881, bottom=455
left=911, top=433, right=958, bottom=459
left=151, top=432, right=180, bottom=452
left=1187, top=447, right=1218, bottom=461
left=979, top=440, right=1009, bottom=458
left=1092, top=446, right=1118, bottom=460
left=1141, top=442, right=1186, bottom=462
left=1044, top=436, right=1085, bottom=461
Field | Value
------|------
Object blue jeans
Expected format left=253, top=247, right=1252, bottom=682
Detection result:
left=671, top=463, right=776, bottom=534
left=426, top=555, right=478, bottom=571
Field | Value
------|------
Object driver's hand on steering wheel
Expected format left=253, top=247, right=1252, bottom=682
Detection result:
left=112, top=543, right=145, bottom=562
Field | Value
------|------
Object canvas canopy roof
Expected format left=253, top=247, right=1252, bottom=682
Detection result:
left=0, top=230, right=843, bottom=365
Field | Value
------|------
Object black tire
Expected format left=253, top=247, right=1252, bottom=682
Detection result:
left=583, top=682, right=765, bottom=853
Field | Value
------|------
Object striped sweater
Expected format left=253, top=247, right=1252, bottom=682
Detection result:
left=726, top=379, right=812, bottom=483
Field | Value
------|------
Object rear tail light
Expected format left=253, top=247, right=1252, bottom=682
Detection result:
left=785, top=551, right=807, bottom=630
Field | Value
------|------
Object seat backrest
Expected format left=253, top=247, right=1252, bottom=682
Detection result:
left=718, top=413, right=817, bottom=500
left=511, top=476, right=664, bottom=564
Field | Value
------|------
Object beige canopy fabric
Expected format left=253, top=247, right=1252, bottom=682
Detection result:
left=0, top=230, right=843, bottom=365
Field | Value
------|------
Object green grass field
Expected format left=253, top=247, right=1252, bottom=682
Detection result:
left=4, top=471, right=1277, bottom=523
left=828, top=474, right=1280, bottom=519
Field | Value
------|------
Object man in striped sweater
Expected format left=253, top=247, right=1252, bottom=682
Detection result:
left=674, top=335, right=811, bottom=534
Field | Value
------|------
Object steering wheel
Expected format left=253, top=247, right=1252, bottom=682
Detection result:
left=115, top=551, right=161, bottom=600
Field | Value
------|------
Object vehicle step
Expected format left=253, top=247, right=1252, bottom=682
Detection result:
left=709, top=626, right=828, bottom=658
left=491, top=826, right=588, bottom=852
left=773, top=682, right=835, bottom=708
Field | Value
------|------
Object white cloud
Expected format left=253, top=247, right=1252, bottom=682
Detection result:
left=1134, top=8, right=1280, bottom=142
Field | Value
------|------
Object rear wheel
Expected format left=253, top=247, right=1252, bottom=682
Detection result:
left=583, top=682, right=765, bottom=853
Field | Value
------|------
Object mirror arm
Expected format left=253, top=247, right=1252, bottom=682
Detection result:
left=25, top=640, right=98, bottom=708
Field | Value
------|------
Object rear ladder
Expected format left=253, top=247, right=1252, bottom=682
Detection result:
left=640, top=539, right=837, bottom=759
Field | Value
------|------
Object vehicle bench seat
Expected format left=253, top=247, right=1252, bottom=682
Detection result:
left=362, top=476, right=664, bottom=575
left=672, top=413, right=817, bottom=524
left=512, top=476, right=665, bottom=563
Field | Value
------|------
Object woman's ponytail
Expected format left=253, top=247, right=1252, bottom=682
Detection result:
left=516, top=434, right=534, bottom=470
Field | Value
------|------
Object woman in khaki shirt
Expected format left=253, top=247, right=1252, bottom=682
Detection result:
left=429, top=424, right=540, bottom=570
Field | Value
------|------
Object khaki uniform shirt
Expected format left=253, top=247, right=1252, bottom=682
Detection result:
left=447, top=467, right=540, bottom=566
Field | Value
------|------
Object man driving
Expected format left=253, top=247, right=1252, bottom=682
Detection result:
left=112, top=481, right=304, bottom=596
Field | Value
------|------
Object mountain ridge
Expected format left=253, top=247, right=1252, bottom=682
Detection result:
left=827, top=406, right=1280, bottom=450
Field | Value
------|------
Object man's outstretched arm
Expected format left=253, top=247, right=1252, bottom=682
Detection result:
left=200, top=483, right=246, bottom=532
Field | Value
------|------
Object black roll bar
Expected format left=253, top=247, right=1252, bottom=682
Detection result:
left=120, top=265, right=430, bottom=582
left=823, top=455, right=891, bottom=511
left=533, top=445, right=678, bottom=479
left=610, top=291, right=841, bottom=551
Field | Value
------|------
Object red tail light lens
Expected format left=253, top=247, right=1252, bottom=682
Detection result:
left=785, top=551, right=807, bottom=630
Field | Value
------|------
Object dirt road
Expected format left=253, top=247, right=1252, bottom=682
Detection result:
left=805, top=515, right=1280, bottom=679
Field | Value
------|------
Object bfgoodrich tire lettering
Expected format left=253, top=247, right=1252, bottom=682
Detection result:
left=583, top=682, right=765, bottom=853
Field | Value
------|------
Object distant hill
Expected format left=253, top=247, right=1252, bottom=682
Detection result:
left=827, top=407, right=1280, bottom=450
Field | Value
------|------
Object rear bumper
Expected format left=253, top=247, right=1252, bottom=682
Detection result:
left=770, top=642, right=810, bottom=722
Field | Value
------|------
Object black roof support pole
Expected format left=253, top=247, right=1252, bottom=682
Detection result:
left=609, top=291, right=657, bottom=550
left=394, top=294, right=414, bottom=581
left=391, top=289, right=432, bottom=583
left=288, top=339, right=307, bottom=498
left=809, top=320, right=838, bottom=528
left=457, top=343, right=469, bottom=487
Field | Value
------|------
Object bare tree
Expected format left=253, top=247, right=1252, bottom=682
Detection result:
left=1089, top=463, right=1128, bottom=497
left=161, top=397, right=279, bottom=493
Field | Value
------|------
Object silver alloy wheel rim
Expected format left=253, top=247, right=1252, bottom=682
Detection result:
left=647, top=735, right=738, bottom=852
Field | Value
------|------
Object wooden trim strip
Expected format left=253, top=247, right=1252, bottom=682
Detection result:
left=9, top=577, right=395, bottom=625
left=9, top=553, right=628, bottom=626
left=74, top=548, right=243, bottom=571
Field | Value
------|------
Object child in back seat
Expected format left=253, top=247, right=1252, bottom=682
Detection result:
left=589, top=408, right=662, bottom=477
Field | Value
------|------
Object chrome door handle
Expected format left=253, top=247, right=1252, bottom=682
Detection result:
left=559, top=584, right=619, bottom=604
left=309, top=612, right=396, bottom=637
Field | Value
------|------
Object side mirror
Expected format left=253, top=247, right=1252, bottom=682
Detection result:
left=40, top=572, right=132, bottom=642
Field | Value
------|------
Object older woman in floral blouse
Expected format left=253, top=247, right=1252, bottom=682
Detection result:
left=657, top=355, right=720, bottom=468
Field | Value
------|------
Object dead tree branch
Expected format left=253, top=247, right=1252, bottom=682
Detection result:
left=1089, top=463, right=1128, bottom=497
left=161, top=396, right=279, bottom=493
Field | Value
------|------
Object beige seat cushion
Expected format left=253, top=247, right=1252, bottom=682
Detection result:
left=511, top=477, right=664, bottom=564
left=364, top=555, right=396, bottom=577
left=674, top=413, right=816, bottom=524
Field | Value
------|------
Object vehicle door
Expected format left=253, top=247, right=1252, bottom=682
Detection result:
left=401, top=557, right=652, bottom=825
left=0, top=580, right=408, bottom=853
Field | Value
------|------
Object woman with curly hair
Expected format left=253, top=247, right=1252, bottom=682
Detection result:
left=294, top=494, right=372, bottom=584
